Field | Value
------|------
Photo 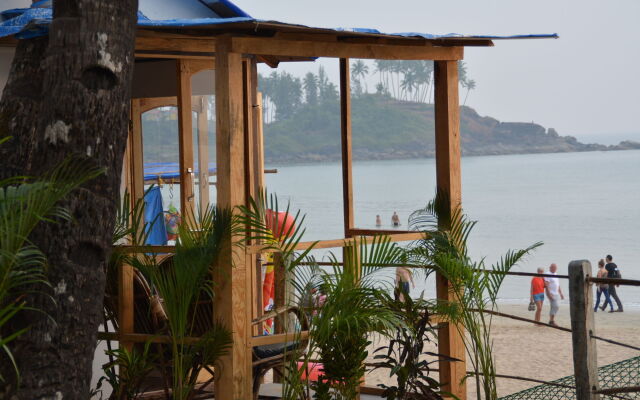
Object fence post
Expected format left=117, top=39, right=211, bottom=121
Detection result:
left=568, top=260, right=600, bottom=400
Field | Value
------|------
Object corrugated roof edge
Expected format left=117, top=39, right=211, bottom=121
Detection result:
left=0, top=4, right=558, bottom=42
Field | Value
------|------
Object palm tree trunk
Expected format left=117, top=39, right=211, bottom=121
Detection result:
left=0, top=0, right=138, bottom=398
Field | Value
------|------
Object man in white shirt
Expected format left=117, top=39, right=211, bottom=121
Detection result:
left=544, top=263, right=564, bottom=326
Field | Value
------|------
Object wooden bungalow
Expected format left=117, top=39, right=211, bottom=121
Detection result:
left=0, top=1, right=556, bottom=398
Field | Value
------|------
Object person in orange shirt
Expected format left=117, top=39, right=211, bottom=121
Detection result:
left=530, top=267, right=546, bottom=323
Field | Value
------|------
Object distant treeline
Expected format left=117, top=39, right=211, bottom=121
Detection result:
left=258, top=60, right=476, bottom=124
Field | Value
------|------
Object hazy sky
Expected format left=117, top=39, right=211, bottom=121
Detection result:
left=241, top=0, right=640, bottom=143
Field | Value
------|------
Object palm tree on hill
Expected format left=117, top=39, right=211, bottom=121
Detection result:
left=351, top=60, right=369, bottom=95
left=303, top=72, right=318, bottom=105
left=463, top=79, right=476, bottom=106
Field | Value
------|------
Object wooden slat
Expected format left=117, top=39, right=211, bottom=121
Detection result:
left=130, top=99, right=145, bottom=204
left=177, top=59, right=196, bottom=218
left=247, top=232, right=424, bottom=254
left=196, top=96, right=210, bottom=215
left=113, top=245, right=176, bottom=254
left=139, top=96, right=178, bottom=113
left=349, top=228, right=420, bottom=236
left=340, top=58, right=354, bottom=238
left=254, top=91, right=266, bottom=333
left=135, top=51, right=215, bottom=60
left=231, top=36, right=463, bottom=60
left=136, top=35, right=216, bottom=54
left=434, top=60, right=466, bottom=399
left=117, top=264, right=135, bottom=351
left=187, top=59, right=215, bottom=75
left=98, top=331, right=311, bottom=347
left=214, top=35, right=252, bottom=400
left=251, top=331, right=310, bottom=347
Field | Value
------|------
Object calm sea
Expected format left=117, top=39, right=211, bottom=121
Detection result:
left=264, top=149, right=640, bottom=306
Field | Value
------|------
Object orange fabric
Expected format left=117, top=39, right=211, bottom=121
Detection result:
left=531, top=277, right=545, bottom=295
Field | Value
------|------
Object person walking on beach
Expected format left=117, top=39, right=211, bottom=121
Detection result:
left=395, top=266, right=415, bottom=301
left=530, top=267, right=545, bottom=322
left=375, top=215, right=382, bottom=227
left=392, top=212, right=401, bottom=227
left=594, top=259, right=613, bottom=312
left=544, top=263, right=564, bottom=326
left=605, top=254, right=623, bottom=312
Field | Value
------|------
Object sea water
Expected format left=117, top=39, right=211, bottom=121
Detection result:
left=264, top=149, right=640, bottom=306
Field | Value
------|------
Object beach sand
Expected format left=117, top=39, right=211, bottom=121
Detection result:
left=364, top=304, right=640, bottom=399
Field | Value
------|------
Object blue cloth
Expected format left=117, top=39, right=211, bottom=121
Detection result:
left=533, top=293, right=544, bottom=302
left=143, top=186, right=168, bottom=246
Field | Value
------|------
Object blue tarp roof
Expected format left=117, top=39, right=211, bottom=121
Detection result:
left=0, top=1, right=557, bottom=42
left=144, top=162, right=216, bottom=182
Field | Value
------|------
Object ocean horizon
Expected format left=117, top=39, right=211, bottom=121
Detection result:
left=264, top=148, right=640, bottom=306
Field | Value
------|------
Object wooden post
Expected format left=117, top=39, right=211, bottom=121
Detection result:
left=569, top=260, right=600, bottom=400
left=214, top=35, right=252, bottom=400
left=129, top=99, right=144, bottom=204
left=339, top=58, right=354, bottom=238
left=434, top=60, right=466, bottom=399
left=196, top=96, right=210, bottom=216
left=254, top=92, right=265, bottom=329
left=177, top=59, right=195, bottom=218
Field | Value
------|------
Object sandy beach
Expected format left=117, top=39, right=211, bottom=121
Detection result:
left=364, top=304, right=640, bottom=399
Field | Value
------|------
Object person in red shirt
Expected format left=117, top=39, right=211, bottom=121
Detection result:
left=530, top=267, right=546, bottom=322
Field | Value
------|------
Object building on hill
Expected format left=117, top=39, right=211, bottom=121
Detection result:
left=0, top=1, right=556, bottom=398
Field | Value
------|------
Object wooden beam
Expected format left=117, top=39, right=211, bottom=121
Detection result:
left=135, top=51, right=215, bottom=60
left=129, top=99, right=145, bottom=204
left=246, top=232, right=424, bottom=255
left=349, top=228, right=417, bottom=236
left=139, top=96, right=177, bottom=113
left=196, top=96, right=210, bottom=215
left=214, top=35, right=252, bottom=400
left=433, top=60, right=466, bottom=399
left=231, top=36, right=463, bottom=60
left=117, top=263, right=135, bottom=351
left=568, top=260, right=600, bottom=400
left=113, top=245, right=176, bottom=254
left=177, top=60, right=196, bottom=218
left=339, top=58, right=354, bottom=238
left=248, top=61, right=264, bottom=335
left=136, top=35, right=216, bottom=54
left=187, top=59, right=216, bottom=75
left=251, top=331, right=309, bottom=347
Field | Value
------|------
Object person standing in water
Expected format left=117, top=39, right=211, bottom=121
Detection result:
left=391, top=212, right=400, bottom=227
left=375, top=215, right=382, bottom=227
left=530, top=267, right=545, bottom=323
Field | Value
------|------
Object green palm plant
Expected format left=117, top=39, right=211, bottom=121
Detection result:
left=407, top=194, right=542, bottom=400
left=0, top=148, right=102, bottom=381
left=303, top=236, right=405, bottom=400
left=95, top=341, right=157, bottom=400
left=128, top=205, right=236, bottom=400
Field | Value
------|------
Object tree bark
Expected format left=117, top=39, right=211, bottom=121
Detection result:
left=0, top=0, right=138, bottom=398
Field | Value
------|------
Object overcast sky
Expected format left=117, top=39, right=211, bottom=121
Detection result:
left=241, top=0, right=640, bottom=144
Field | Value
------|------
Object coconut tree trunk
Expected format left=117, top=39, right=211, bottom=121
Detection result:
left=0, top=0, right=137, bottom=398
